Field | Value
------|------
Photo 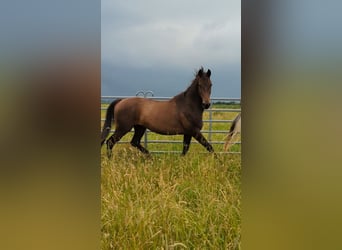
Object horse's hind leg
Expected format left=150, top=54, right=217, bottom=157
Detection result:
left=106, top=127, right=131, bottom=157
left=130, top=125, right=149, bottom=154
left=182, top=134, right=192, bottom=155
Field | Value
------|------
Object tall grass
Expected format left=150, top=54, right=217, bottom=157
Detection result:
left=101, top=148, right=241, bottom=249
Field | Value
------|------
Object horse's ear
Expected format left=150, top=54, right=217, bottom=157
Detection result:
left=207, top=69, right=211, bottom=78
left=198, top=68, right=203, bottom=77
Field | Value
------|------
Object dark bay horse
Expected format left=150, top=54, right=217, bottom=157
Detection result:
left=101, top=67, right=214, bottom=156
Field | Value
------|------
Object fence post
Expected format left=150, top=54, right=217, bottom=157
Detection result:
left=208, top=105, right=213, bottom=142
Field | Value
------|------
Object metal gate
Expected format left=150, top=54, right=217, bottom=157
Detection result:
left=101, top=92, right=241, bottom=154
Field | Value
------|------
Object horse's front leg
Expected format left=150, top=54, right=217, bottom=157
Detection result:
left=182, top=134, right=192, bottom=155
left=193, top=131, right=214, bottom=153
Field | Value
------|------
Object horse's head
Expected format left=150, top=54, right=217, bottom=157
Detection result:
left=197, top=68, right=212, bottom=109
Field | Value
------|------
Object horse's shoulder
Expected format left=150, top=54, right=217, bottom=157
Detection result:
left=179, top=109, right=203, bottom=128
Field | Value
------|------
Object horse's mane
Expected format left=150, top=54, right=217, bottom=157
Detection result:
left=182, top=67, right=203, bottom=97
left=183, top=79, right=198, bottom=96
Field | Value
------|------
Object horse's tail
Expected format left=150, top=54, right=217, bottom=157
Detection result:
left=224, top=113, right=241, bottom=151
left=101, top=99, right=122, bottom=146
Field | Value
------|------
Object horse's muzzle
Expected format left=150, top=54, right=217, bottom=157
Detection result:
left=202, top=103, right=211, bottom=109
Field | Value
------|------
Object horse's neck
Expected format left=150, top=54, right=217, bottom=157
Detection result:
left=181, top=82, right=203, bottom=111
left=185, top=82, right=197, bottom=95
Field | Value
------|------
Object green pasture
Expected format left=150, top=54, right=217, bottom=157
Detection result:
left=101, top=102, right=241, bottom=249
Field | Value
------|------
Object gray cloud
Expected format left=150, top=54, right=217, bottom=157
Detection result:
left=101, top=0, right=240, bottom=97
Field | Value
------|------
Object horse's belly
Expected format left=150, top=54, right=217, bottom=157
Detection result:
left=149, top=126, right=182, bottom=135
left=144, top=119, right=182, bottom=135
left=140, top=114, right=182, bottom=135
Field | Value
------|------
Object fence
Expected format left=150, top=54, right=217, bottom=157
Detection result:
left=101, top=92, right=241, bottom=154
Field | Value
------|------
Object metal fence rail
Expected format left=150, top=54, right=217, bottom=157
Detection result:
left=101, top=94, right=241, bottom=154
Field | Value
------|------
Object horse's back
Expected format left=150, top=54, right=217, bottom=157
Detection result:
left=115, top=97, right=171, bottom=114
left=114, top=97, right=183, bottom=134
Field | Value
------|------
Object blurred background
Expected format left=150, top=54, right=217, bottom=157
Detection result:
left=243, top=0, right=342, bottom=249
left=1, top=0, right=342, bottom=249
left=0, top=1, right=100, bottom=249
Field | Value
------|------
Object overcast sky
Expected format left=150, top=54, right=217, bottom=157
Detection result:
left=101, top=0, right=241, bottom=98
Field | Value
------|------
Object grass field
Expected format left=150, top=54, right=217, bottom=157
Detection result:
left=101, top=102, right=241, bottom=249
